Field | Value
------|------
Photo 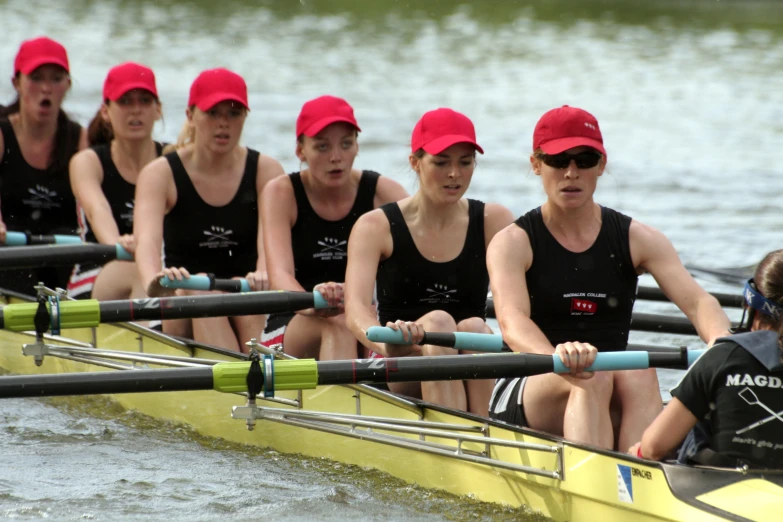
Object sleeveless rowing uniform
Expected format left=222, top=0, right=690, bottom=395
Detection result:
left=67, top=141, right=164, bottom=299
left=371, top=199, right=489, bottom=356
left=260, top=170, right=380, bottom=348
left=490, top=205, right=638, bottom=426
left=0, top=118, right=81, bottom=295
left=162, top=148, right=259, bottom=278
left=673, top=330, right=783, bottom=469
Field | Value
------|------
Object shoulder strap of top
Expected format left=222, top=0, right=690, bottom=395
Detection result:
left=289, top=170, right=310, bottom=206
left=468, top=199, right=486, bottom=247
left=380, top=202, right=416, bottom=256
left=353, top=170, right=381, bottom=211
left=0, top=118, right=17, bottom=149
left=91, top=143, right=110, bottom=164
left=243, top=148, right=261, bottom=191
left=164, top=151, right=191, bottom=190
left=600, top=206, right=636, bottom=278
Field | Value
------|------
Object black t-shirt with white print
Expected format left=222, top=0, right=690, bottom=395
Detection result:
left=671, top=340, right=783, bottom=468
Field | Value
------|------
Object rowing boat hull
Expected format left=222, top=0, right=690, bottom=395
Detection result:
left=0, top=297, right=780, bottom=521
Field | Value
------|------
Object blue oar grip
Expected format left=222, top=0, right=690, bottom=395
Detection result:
left=4, top=232, right=27, bottom=246
left=312, top=291, right=328, bottom=309
left=452, top=332, right=504, bottom=352
left=688, top=349, right=706, bottom=366
left=366, top=326, right=409, bottom=344
left=553, top=351, right=652, bottom=373
left=53, top=234, right=83, bottom=245
left=159, top=275, right=209, bottom=290
left=115, top=244, right=133, bottom=261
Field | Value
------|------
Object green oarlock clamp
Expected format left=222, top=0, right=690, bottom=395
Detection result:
left=4, top=300, right=101, bottom=332
left=213, top=359, right=318, bottom=394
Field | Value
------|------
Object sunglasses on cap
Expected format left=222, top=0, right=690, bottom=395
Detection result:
left=541, top=151, right=602, bottom=170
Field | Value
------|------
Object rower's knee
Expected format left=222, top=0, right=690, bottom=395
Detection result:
left=573, top=371, right=614, bottom=402
left=420, top=310, right=457, bottom=333
left=457, top=316, right=489, bottom=334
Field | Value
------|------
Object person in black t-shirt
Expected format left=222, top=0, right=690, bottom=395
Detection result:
left=260, top=96, right=407, bottom=360
left=630, top=250, right=783, bottom=468
left=68, top=62, right=164, bottom=301
left=345, top=108, right=514, bottom=416
left=486, top=106, right=732, bottom=451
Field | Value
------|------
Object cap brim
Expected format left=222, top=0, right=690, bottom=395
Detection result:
left=106, top=83, right=158, bottom=101
left=195, top=93, right=249, bottom=111
left=302, top=116, right=361, bottom=137
left=540, top=137, right=606, bottom=156
left=421, top=134, right=484, bottom=155
left=19, top=58, right=69, bottom=75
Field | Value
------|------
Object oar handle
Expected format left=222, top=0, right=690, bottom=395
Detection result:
left=553, top=349, right=705, bottom=373
left=3, top=231, right=84, bottom=246
left=365, top=327, right=505, bottom=352
left=159, top=275, right=251, bottom=293
left=115, top=244, right=133, bottom=261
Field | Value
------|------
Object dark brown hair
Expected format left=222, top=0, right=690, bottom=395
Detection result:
left=753, top=249, right=783, bottom=349
left=86, top=103, right=113, bottom=146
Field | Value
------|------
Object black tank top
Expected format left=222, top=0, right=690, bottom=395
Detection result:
left=0, top=118, right=81, bottom=295
left=517, top=205, right=638, bottom=352
left=376, top=199, right=488, bottom=325
left=83, top=141, right=164, bottom=243
left=162, top=149, right=259, bottom=278
left=0, top=119, right=80, bottom=235
left=290, top=170, right=379, bottom=291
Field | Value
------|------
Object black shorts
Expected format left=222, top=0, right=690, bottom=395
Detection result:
left=489, top=377, right=529, bottom=427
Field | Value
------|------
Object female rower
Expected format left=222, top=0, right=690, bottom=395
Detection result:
left=260, top=95, right=407, bottom=359
left=629, top=250, right=783, bottom=468
left=68, top=62, right=164, bottom=300
left=486, top=105, right=731, bottom=451
left=0, top=36, right=87, bottom=295
left=345, top=108, right=514, bottom=415
left=134, top=68, right=284, bottom=352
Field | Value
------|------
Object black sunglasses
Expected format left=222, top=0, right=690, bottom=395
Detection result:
left=541, top=151, right=602, bottom=170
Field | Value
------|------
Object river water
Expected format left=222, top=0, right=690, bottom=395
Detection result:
left=1, top=0, right=782, bottom=519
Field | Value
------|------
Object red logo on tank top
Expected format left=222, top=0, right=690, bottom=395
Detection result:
left=571, top=298, right=597, bottom=315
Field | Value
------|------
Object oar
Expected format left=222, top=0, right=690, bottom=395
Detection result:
left=0, top=291, right=328, bottom=332
left=0, top=349, right=705, bottom=399
left=635, top=286, right=743, bottom=308
left=159, top=275, right=251, bottom=293
left=2, top=231, right=84, bottom=246
left=0, top=243, right=132, bottom=269
left=685, top=263, right=755, bottom=287
left=482, top=303, right=709, bottom=336
left=366, top=327, right=703, bottom=359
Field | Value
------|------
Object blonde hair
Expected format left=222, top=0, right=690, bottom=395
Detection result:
left=162, top=120, right=194, bottom=154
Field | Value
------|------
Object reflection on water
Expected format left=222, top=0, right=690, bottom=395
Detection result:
left=0, top=0, right=781, bottom=518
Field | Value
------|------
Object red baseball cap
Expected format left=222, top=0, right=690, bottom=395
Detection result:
left=14, top=37, right=69, bottom=76
left=296, top=95, right=360, bottom=137
left=411, top=108, right=483, bottom=155
left=533, top=105, right=606, bottom=156
left=103, top=62, right=158, bottom=101
left=188, top=68, right=249, bottom=111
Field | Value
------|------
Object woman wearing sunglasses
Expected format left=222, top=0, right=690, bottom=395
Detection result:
left=629, top=250, right=783, bottom=468
left=486, top=105, right=731, bottom=451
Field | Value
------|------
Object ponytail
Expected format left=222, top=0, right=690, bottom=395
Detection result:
left=162, top=120, right=194, bottom=155
left=87, top=105, right=113, bottom=146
